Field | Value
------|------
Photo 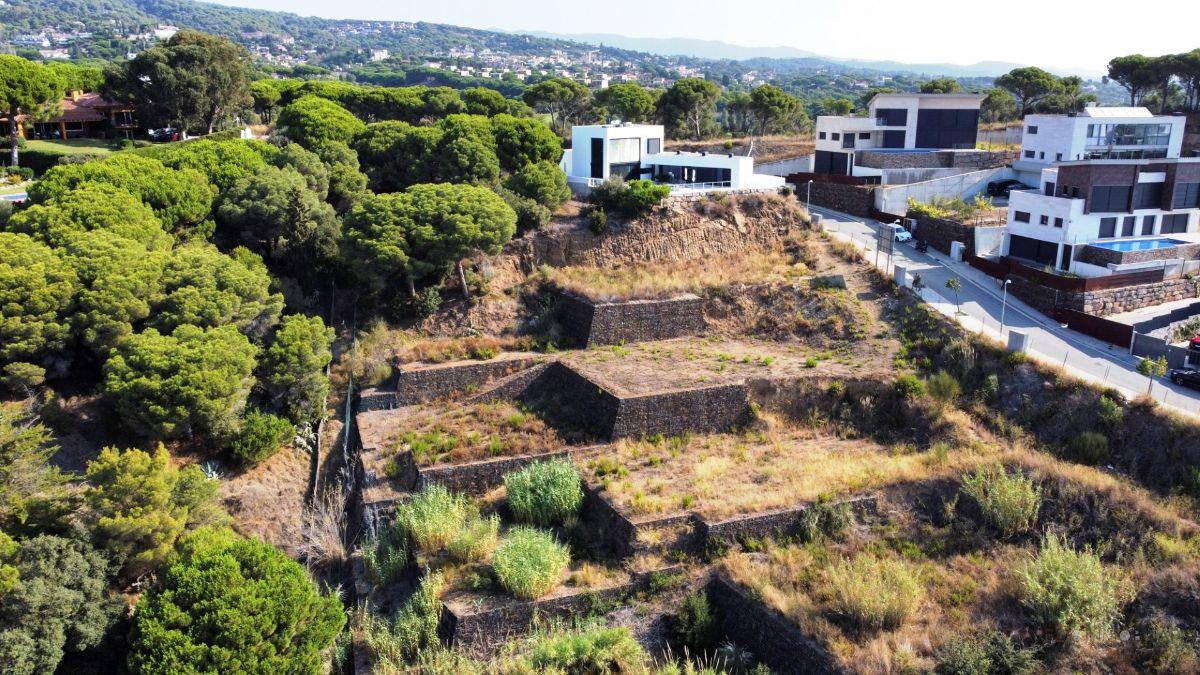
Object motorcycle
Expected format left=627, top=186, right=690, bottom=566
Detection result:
left=914, top=240, right=929, bottom=254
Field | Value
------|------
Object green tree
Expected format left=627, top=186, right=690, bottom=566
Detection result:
left=341, top=192, right=419, bottom=294
left=0, top=55, right=65, bottom=167
left=594, top=82, right=657, bottom=123
left=945, top=277, right=963, bottom=313
left=249, top=79, right=282, bottom=123
left=0, top=402, right=72, bottom=533
left=504, top=160, right=571, bottom=210
left=490, top=113, right=562, bottom=171
left=216, top=165, right=340, bottom=274
left=748, top=83, right=802, bottom=135
left=980, top=88, right=1019, bottom=123
left=85, top=444, right=224, bottom=577
left=308, top=140, right=368, bottom=213
left=231, top=410, right=294, bottom=466
left=995, top=66, right=1060, bottom=114
left=140, top=137, right=273, bottom=196
left=43, top=61, right=104, bottom=92
left=821, top=97, right=854, bottom=115
left=1137, top=355, right=1168, bottom=394
left=462, top=86, right=509, bottom=116
left=0, top=535, right=123, bottom=675
left=658, top=77, right=721, bottom=139
left=262, top=314, right=333, bottom=425
left=7, top=183, right=172, bottom=250
left=108, top=31, right=252, bottom=135
left=29, top=154, right=213, bottom=234
left=1107, top=54, right=1159, bottom=106
left=276, top=94, right=366, bottom=148
left=0, top=531, right=15, bottom=597
left=353, top=120, right=441, bottom=192
left=523, top=77, right=593, bottom=136
left=0, top=232, right=76, bottom=369
left=920, top=77, right=964, bottom=94
left=436, top=114, right=500, bottom=185
left=62, top=230, right=168, bottom=354
left=150, top=243, right=284, bottom=340
left=1039, top=75, right=1098, bottom=114
left=271, top=142, right=330, bottom=199
left=102, top=325, right=259, bottom=441
left=127, top=528, right=345, bottom=675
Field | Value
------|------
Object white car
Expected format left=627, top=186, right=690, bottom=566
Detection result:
left=882, top=223, right=913, bottom=243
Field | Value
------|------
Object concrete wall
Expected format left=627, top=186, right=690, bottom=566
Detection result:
left=557, top=292, right=707, bottom=347
left=974, top=226, right=1006, bottom=256
left=875, top=167, right=1009, bottom=215
left=757, top=155, right=813, bottom=176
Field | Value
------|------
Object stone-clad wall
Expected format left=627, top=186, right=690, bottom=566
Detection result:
left=611, top=384, right=750, bottom=440
left=557, top=292, right=706, bottom=347
left=858, top=150, right=1009, bottom=171
left=1077, top=242, right=1200, bottom=268
left=706, top=574, right=844, bottom=675
left=913, top=213, right=975, bottom=255
left=1006, top=275, right=1200, bottom=317
left=701, top=495, right=878, bottom=549
left=357, top=387, right=397, bottom=412
left=396, top=356, right=541, bottom=405
left=518, top=362, right=622, bottom=438
left=417, top=448, right=576, bottom=495
left=806, top=181, right=875, bottom=217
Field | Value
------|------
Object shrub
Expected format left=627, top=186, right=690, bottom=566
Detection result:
left=1064, top=431, right=1109, bottom=465
left=1136, top=613, right=1199, bottom=674
left=505, top=160, right=571, bottom=209
left=362, top=524, right=409, bottom=586
left=960, top=465, right=1041, bottom=538
left=1096, top=394, right=1123, bottom=426
left=798, top=499, right=854, bottom=543
left=447, top=514, right=500, bottom=563
left=505, top=459, right=585, bottom=526
left=1016, top=533, right=1119, bottom=639
left=492, top=526, right=570, bottom=599
left=128, top=528, right=345, bottom=674
left=521, top=623, right=649, bottom=673
left=623, top=179, right=670, bottom=215
left=894, top=373, right=925, bottom=399
left=230, top=410, right=295, bottom=466
left=676, top=590, right=717, bottom=652
left=779, top=185, right=793, bottom=197
left=927, top=370, right=961, bottom=404
left=826, top=553, right=923, bottom=631
left=586, top=207, right=608, bottom=234
left=393, top=485, right=473, bottom=551
left=934, top=630, right=1038, bottom=675
left=497, top=185, right=552, bottom=231
left=588, top=176, right=627, bottom=211
left=364, top=572, right=444, bottom=665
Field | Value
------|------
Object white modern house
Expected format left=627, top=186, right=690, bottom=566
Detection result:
left=813, top=93, right=986, bottom=177
left=560, top=122, right=784, bottom=194
left=1002, top=158, right=1200, bottom=276
left=1012, top=104, right=1186, bottom=185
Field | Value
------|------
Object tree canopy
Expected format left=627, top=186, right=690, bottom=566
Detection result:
left=262, top=314, right=334, bottom=425
left=919, top=77, right=964, bottom=94
left=0, top=232, right=76, bottom=369
left=658, top=77, right=721, bottom=140
left=8, top=183, right=171, bottom=250
left=748, top=84, right=804, bottom=135
left=994, top=67, right=1060, bottom=115
left=0, top=55, right=66, bottom=167
left=594, top=82, right=657, bottom=123
left=150, top=243, right=283, bottom=340
left=127, top=527, right=345, bottom=675
left=276, top=95, right=366, bottom=148
left=523, top=78, right=592, bottom=136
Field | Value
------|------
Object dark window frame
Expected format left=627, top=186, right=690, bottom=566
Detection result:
left=1014, top=211, right=1031, bottom=223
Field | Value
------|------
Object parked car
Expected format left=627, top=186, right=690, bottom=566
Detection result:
left=986, top=179, right=1032, bottom=198
left=881, top=222, right=912, bottom=242
left=1168, top=367, right=1200, bottom=389
left=147, top=127, right=180, bottom=142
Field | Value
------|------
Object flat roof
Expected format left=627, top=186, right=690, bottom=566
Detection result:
left=573, top=122, right=662, bottom=130
left=1054, top=157, right=1200, bottom=167
left=868, top=92, right=986, bottom=105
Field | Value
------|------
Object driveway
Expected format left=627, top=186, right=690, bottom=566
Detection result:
left=807, top=204, right=1200, bottom=415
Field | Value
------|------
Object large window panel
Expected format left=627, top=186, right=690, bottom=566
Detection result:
left=1173, top=183, right=1200, bottom=210
left=608, top=137, right=641, bottom=164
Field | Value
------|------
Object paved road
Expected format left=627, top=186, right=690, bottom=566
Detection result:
left=807, top=204, right=1200, bottom=414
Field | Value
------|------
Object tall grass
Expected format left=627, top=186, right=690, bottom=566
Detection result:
left=960, top=464, right=1041, bottom=537
left=394, top=485, right=473, bottom=551
left=447, top=514, right=500, bottom=563
left=1016, top=533, right=1119, bottom=639
left=362, top=572, right=445, bottom=666
left=825, top=553, right=923, bottom=631
left=492, top=526, right=570, bottom=599
left=505, top=459, right=585, bottom=526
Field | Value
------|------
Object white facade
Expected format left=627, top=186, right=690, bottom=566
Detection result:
left=1013, top=105, right=1186, bottom=184
left=564, top=123, right=783, bottom=193
left=1002, top=160, right=1200, bottom=276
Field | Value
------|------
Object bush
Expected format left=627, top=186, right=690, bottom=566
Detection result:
left=521, top=623, right=649, bottom=673
left=927, top=370, right=961, bottom=404
left=1097, top=394, right=1123, bottom=426
left=446, top=514, right=500, bottom=563
left=623, top=179, right=670, bottom=215
left=393, top=286, right=443, bottom=320
left=588, top=176, right=627, bottom=211
left=935, top=630, right=1038, bottom=675
left=779, top=186, right=793, bottom=197
left=1136, top=613, right=1199, bottom=674
left=505, top=459, right=584, bottom=526
left=826, top=553, right=923, bottom=631
left=393, top=485, right=473, bottom=552
left=1064, top=431, right=1109, bottom=465
left=586, top=207, right=608, bottom=234
left=894, top=373, right=925, bottom=399
left=492, top=526, right=570, bottom=599
left=798, top=499, right=854, bottom=543
left=676, top=590, right=717, bottom=652
left=1016, top=533, right=1119, bottom=639
left=364, top=572, right=444, bottom=665
left=960, top=465, right=1041, bottom=538
left=2, top=362, right=45, bottom=392
left=362, top=524, right=409, bottom=586
left=497, top=186, right=552, bottom=230
left=230, top=410, right=295, bottom=466
left=127, top=528, right=345, bottom=675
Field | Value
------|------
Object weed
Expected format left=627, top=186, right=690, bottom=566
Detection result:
left=826, top=552, right=923, bottom=632
left=492, top=527, right=570, bottom=599
left=960, top=464, right=1041, bottom=538
left=505, top=459, right=585, bottom=526
left=1016, top=533, right=1119, bottom=639
left=394, top=485, right=473, bottom=552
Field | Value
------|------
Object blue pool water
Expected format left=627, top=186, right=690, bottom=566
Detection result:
left=1090, top=238, right=1189, bottom=252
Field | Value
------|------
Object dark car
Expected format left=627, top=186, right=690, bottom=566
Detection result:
left=1168, top=367, right=1200, bottom=389
left=986, top=179, right=1031, bottom=198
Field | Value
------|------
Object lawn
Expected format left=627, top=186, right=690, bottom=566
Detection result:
left=24, top=138, right=114, bottom=155
left=0, top=182, right=29, bottom=196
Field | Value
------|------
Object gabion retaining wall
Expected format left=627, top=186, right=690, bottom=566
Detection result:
left=396, top=355, right=542, bottom=406
left=557, top=291, right=706, bottom=347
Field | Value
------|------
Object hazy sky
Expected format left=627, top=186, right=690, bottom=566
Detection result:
left=208, top=0, right=1198, bottom=73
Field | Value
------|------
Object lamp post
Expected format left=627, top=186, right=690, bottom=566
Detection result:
left=806, top=179, right=813, bottom=213
left=1000, top=278, right=1012, bottom=333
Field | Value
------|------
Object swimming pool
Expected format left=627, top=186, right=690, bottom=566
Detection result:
left=1089, top=238, right=1189, bottom=252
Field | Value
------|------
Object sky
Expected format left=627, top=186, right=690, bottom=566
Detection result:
left=207, top=0, right=1199, bottom=74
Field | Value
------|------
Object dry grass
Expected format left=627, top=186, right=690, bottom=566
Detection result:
left=381, top=400, right=566, bottom=467
left=298, top=486, right=348, bottom=569
left=544, top=245, right=816, bottom=302
left=343, top=320, right=536, bottom=388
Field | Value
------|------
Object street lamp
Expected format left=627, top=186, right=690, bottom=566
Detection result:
left=806, top=179, right=813, bottom=213
left=1000, top=278, right=1012, bottom=333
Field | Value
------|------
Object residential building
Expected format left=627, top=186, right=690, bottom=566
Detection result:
left=1011, top=104, right=1186, bottom=184
left=1, top=91, right=137, bottom=140
left=369, top=48, right=389, bottom=62
left=813, top=93, right=986, bottom=176
left=561, top=122, right=784, bottom=194
left=1002, top=158, right=1200, bottom=275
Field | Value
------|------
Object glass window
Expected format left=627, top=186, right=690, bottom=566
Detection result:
left=819, top=132, right=826, bottom=139
left=608, top=137, right=640, bottom=164
left=859, top=132, right=870, bottom=140
left=1099, top=217, right=1117, bottom=237
left=1014, top=211, right=1030, bottom=223
left=1162, top=213, right=1190, bottom=234
left=1024, top=150, right=1035, bottom=159
left=1141, top=215, right=1156, bottom=235
left=1027, top=125, right=1038, bottom=134
left=1040, top=215, right=1049, bottom=225
left=1085, top=122, right=1172, bottom=147
left=1054, top=217, right=1064, bottom=228
left=831, top=133, right=840, bottom=141
left=1173, top=183, right=1200, bottom=210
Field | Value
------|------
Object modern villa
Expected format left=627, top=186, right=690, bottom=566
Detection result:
left=1011, top=104, right=1186, bottom=185
left=813, top=93, right=986, bottom=178
left=560, top=122, right=784, bottom=194
left=1002, top=158, right=1200, bottom=275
